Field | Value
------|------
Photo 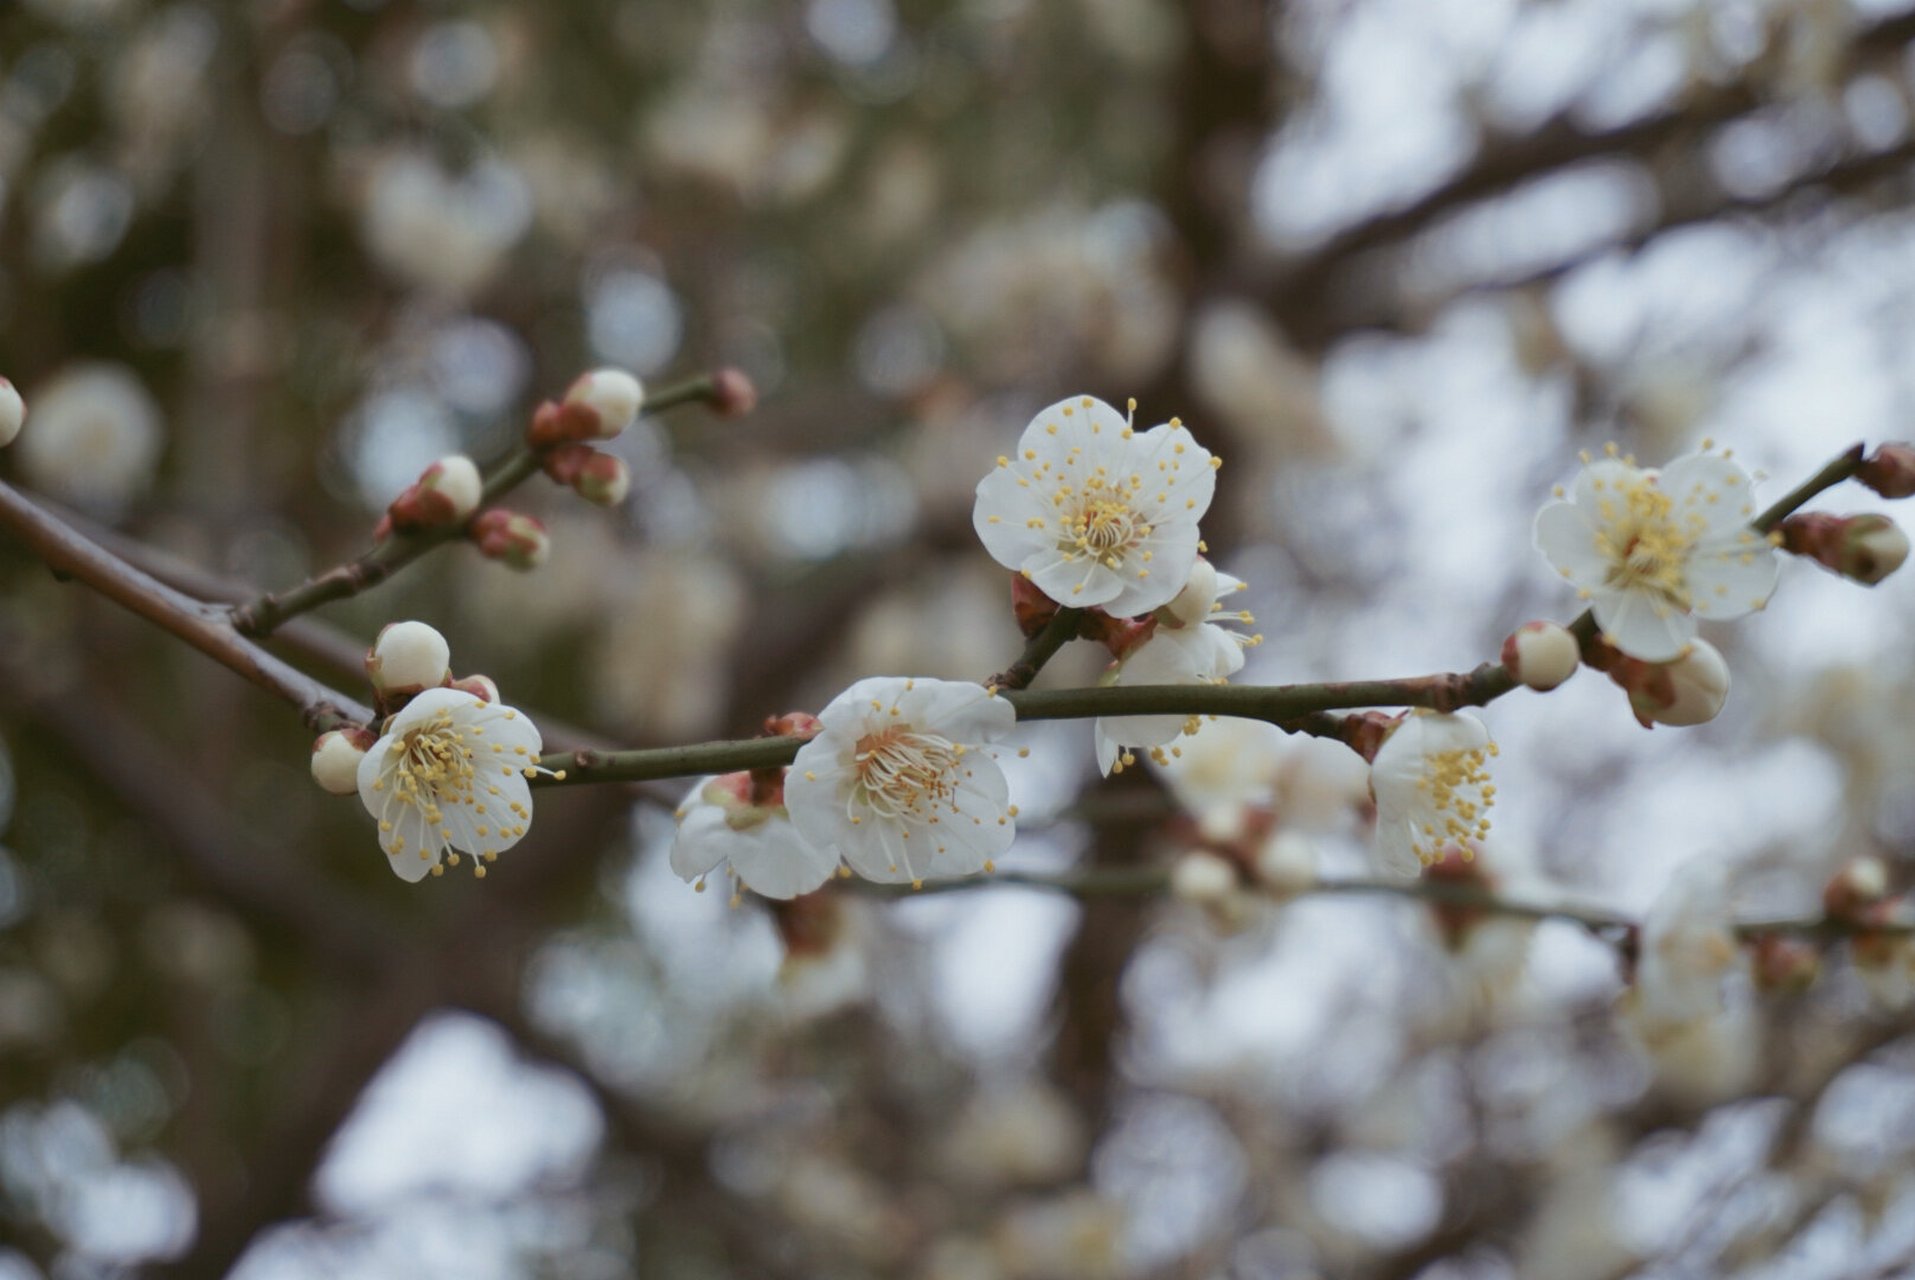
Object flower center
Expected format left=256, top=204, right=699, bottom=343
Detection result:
left=1412, top=744, right=1494, bottom=861
left=1597, top=481, right=1695, bottom=604
left=389, top=711, right=477, bottom=825
left=852, top=725, right=961, bottom=820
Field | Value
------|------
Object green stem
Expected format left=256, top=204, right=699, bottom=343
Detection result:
left=990, top=606, right=1084, bottom=691
left=1752, top=443, right=1867, bottom=534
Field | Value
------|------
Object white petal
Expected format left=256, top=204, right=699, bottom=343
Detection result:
left=1686, top=538, right=1779, bottom=619
left=1662, top=452, right=1761, bottom=539
left=1593, top=587, right=1696, bottom=662
left=973, top=465, right=1051, bottom=570
left=724, top=816, right=840, bottom=899
left=669, top=801, right=732, bottom=882
left=1573, top=457, right=1646, bottom=511
left=892, top=678, right=1015, bottom=742
left=1533, top=500, right=1609, bottom=587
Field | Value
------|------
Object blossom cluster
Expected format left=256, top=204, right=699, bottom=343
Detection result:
left=271, top=386, right=1912, bottom=916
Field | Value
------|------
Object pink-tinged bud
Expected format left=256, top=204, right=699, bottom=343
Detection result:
left=563, top=368, right=644, bottom=440
left=450, top=673, right=500, bottom=704
left=709, top=367, right=757, bottom=418
left=310, top=726, right=375, bottom=795
left=1859, top=443, right=1915, bottom=499
left=1823, top=855, right=1891, bottom=921
left=470, top=509, right=550, bottom=570
left=0, top=377, right=23, bottom=448
left=539, top=441, right=593, bottom=485
left=1781, top=512, right=1909, bottom=585
left=1611, top=639, right=1730, bottom=728
left=366, top=621, right=452, bottom=697
left=1170, top=851, right=1240, bottom=905
left=388, top=455, right=483, bottom=531
left=1010, top=572, right=1061, bottom=638
left=764, top=711, right=823, bottom=739
left=371, top=513, right=394, bottom=542
left=1501, top=620, right=1580, bottom=692
left=572, top=451, right=631, bottom=507
left=1159, top=558, right=1219, bottom=629
left=1750, top=934, right=1820, bottom=994
left=526, top=398, right=603, bottom=450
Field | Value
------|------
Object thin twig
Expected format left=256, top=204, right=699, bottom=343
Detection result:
left=229, top=372, right=723, bottom=636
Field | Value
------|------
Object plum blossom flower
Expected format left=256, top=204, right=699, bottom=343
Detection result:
left=671, top=771, right=840, bottom=900
left=1534, top=445, right=1778, bottom=661
left=785, top=677, right=1016, bottom=887
left=1369, top=711, right=1497, bottom=877
left=973, top=395, right=1217, bottom=616
left=357, top=687, right=553, bottom=881
left=1093, top=559, right=1258, bottom=774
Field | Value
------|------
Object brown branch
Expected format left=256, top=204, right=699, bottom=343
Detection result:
left=0, top=479, right=371, bottom=730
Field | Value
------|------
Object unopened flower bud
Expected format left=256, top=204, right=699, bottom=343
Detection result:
left=1859, top=443, right=1915, bottom=500
left=572, top=451, right=631, bottom=506
left=563, top=368, right=644, bottom=439
left=1170, top=851, right=1239, bottom=905
left=1750, top=934, right=1820, bottom=994
left=310, top=727, right=375, bottom=795
left=0, top=377, right=23, bottom=448
left=1614, top=639, right=1730, bottom=728
left=1501, top=620, right=1580, bottom=691
left=710, top=367, right=758, bottom=417
left=388, top=454, right=483, bottom=530
left=1160, top=558, right=1219, bottom=629
left=470, top=509, right=550, bottom=570
left=1781, top=512, right=1908, bottom=585
left=450, top=673, right=500, bottom=704
left=1824, top=855, right=1891, bottom=921
left=366, top=621, right=451, bottom=697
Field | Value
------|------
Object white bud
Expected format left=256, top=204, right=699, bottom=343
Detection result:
left=1253, top=830, right=1317, bottom=897
left=310, top=729, right=371, bottom=795
left=1847, top=517, right=1910, bottom=585
left=0, top=378, right=22, bottom=448
left=366, top=620, right=451, bottom=696
left=563, top=368, right=645, bottom=439
left=1160, top=557, right=1219, bottom=628
left=422, top=454, right=483, bottom=519
left=1503, top=620, right=1580, bottom=692
left=1169, top=851, right=1238, bottom=904
left=1632, top=639, right=1730, bottom=727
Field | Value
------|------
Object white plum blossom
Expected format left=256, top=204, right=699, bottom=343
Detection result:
left=1631, top=860, right=1741, bottom=1027
left=785, top=677, right=1016, bottom=887
left=357, top=687, right=550, bottom=881
left=1092, top=559, right=1258, bottom=774
left=1534, top=445, right=1779, bottom=661
left=973, top=394, right=1218, bottom=616
left=1369, top=711, right=1497, bottom=877
left=670, top=772, right=841, bottom=900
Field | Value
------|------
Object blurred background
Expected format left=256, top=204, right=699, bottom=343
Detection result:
left=4, top=0, right=1915, bottom=1276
